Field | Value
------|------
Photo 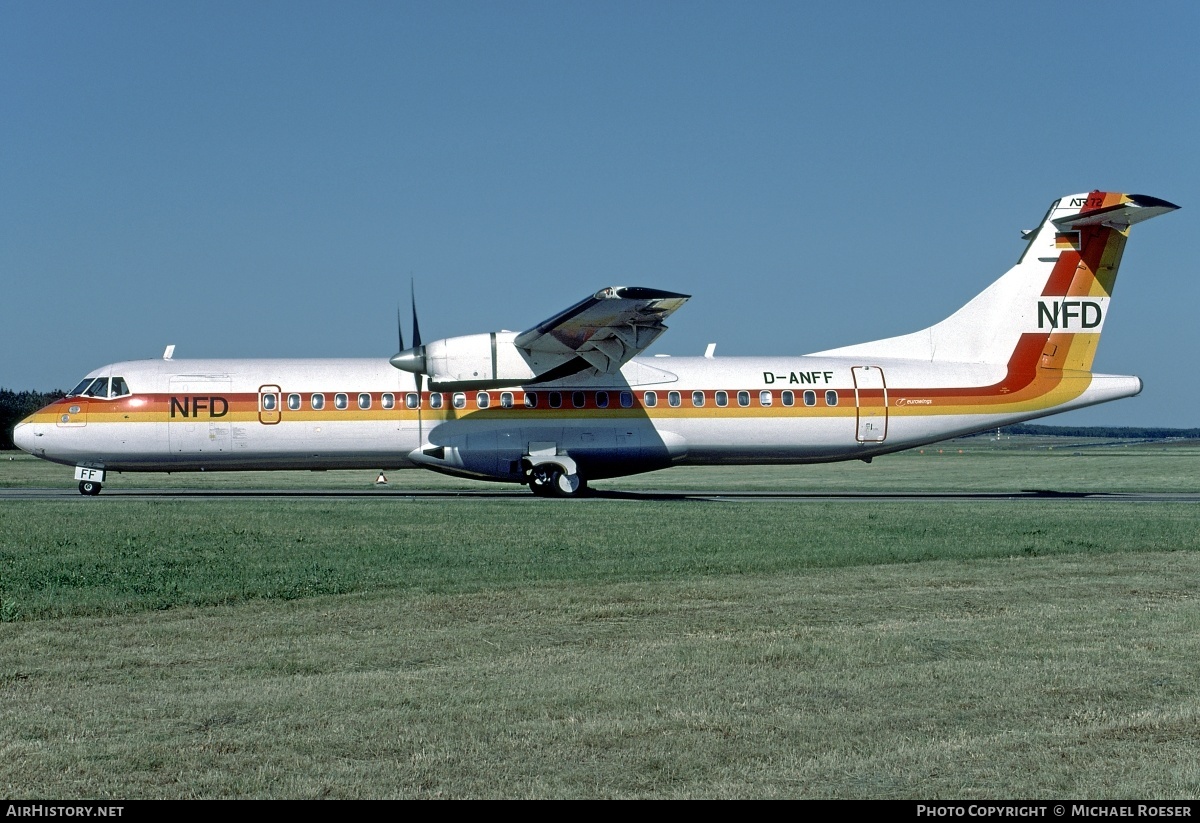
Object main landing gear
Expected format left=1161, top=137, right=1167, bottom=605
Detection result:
left=527, top=464, right=588, bottom=498
left=78, top=480, right=102, bottom=496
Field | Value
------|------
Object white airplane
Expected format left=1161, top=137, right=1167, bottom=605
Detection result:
left=13, top=190, right=1178, bottom=497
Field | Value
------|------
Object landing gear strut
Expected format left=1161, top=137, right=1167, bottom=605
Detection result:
left=78, top=480, right=102, bottom=496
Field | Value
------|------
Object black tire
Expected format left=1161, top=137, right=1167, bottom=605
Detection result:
left=527, top=465, right=553, bottom=496
left=79, top=481, right=101, bottom=496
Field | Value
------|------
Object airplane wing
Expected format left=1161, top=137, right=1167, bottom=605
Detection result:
left=514, top=286, right=690, bottom=375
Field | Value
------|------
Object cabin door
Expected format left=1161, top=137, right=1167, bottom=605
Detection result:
left=852, top=366, right=888, bottom=443
left=258, top=385, right=282, bottom=425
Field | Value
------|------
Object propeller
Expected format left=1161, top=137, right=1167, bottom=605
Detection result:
left=391, top=280, right=427, bottom=388
left=392, top=281, right=428, bottom=445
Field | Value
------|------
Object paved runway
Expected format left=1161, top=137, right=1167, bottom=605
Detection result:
left=3, top=487, right=1198, bottom=503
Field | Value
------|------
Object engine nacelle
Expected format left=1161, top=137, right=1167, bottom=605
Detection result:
left=392, top=331, right=540, bottom=389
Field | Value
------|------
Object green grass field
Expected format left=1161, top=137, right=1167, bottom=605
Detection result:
left=1, top=441, right=1199, bottom=798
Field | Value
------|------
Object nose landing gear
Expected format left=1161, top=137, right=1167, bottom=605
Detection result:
left=78, top=480, right=102, bottom=496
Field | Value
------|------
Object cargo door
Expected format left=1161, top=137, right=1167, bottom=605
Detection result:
left=168, top=377, right=233, bottom=454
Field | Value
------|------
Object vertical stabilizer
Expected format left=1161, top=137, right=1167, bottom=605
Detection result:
left=809, top=191, right=1179, bottom=369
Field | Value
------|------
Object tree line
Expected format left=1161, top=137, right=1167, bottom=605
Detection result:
left=995, top=423, right=1200, bottom=440
left=1, top=388, right=66, bottom=450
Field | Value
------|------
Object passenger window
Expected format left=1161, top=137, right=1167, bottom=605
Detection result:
left=287, top=393, right=301, bottom=411
left=644, top=391, right=657, bottom=407
left=452, top=393, right=466, bottom=409
left=715, top=391, right=728, bottom=407
left=759, top=391, right=773, bottom=406
left=668, top=391, right=681, bottom=407
left=110, top=377, right=130, bottom=398
left=804, top=390, right=816, bottom=407
left=429, top=393, right=443, bottom=409
left=477, top=392, right=490, bottom=409
left=782, top=390, right=794, bottom=407
left=406, top=392, right=419, bottom=409
left=311, top=393, right=325, bottom=410
left=825, top=390, right=839, bottom=406
left=595, top=391, right=609, bottom=409
left=620, top=391, right=633, bottom=408
left=262, top=393, right=278, bottom=411
left=524, top=392, right=538, bottom=408
left=572, top=391, right=586, bottom=408
left=358, top=393, right=371, bottom=410
left=501, top=392, right=514, bottom=408
left=382, top=393, right=395, bottom=410
left=335, top=393, right=348, bottom=410
left=691, top=391, right=704, bottom=407
left=549, top=392, right=562, bottom=409
left=737, top=391, right=750, bottom=407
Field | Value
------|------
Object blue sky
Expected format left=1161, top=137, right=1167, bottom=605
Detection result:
left=3, top=1, right=1196, bottom=426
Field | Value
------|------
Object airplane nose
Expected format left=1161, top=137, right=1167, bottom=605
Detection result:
left=12, top=420, right=37, bottom=454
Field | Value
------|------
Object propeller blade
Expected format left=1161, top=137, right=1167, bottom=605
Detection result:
left=396, top=305, right=405, bottom=354
left=410, top=281, right=424, bottom=393
left=411, top=280, right=422, bottom=349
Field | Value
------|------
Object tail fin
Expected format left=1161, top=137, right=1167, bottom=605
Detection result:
left=810, top=191, right=1179, bottom=369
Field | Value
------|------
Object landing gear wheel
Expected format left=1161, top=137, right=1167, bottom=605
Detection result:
left=527, top=464, right=587, bottom=498
left=549, top=468, right=586, bottom=498
left=78, top=480, right=102, bottom=496
left=528, top=465, right=555, bottom=497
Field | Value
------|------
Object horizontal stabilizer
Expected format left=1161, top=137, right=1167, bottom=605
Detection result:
left=1052, top=193, right=1180, bottom=230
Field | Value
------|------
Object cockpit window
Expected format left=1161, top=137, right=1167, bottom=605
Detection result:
left=73, top=376, right=131, bottom=399
left=83, top=378, right=110, bottom=398
left=69, top=378, right=94, bottom=396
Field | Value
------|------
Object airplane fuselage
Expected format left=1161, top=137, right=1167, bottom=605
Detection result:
left=14, top=351, right=1140, bottom=482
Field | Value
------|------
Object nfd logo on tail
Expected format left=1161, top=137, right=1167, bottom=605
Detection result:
left=11, top=190, right=1179, bottom=496
left=1037, top=299, right=1106, bottom=331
